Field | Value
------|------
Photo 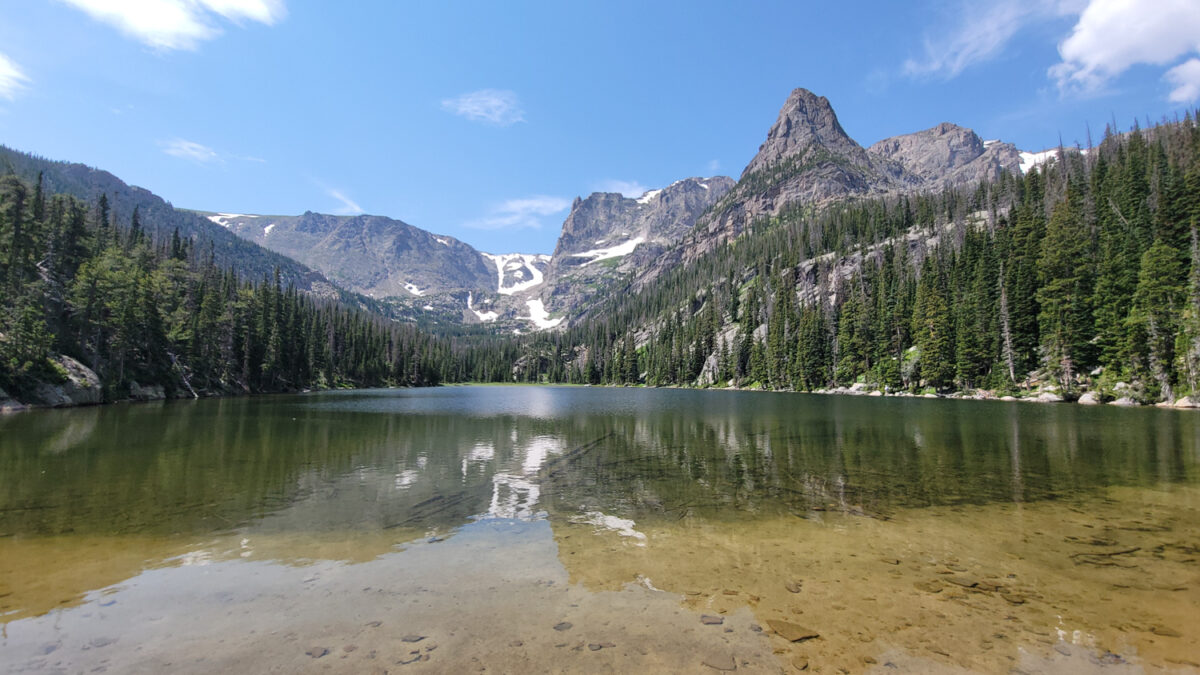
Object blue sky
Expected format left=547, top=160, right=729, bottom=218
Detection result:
left=1, top=1, right=1198, bottom=254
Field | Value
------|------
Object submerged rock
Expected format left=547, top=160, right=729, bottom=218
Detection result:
left=767, top=619, right=820, bottom=642
left=701, top=615, right=725, bottom=625
left=701, top=654, right=737, bottom=671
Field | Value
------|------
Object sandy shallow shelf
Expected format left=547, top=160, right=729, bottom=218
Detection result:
left=552, top=485, right=1200, bottom=673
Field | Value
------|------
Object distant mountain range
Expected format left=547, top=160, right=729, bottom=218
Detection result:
left=3, top=88, right=1069, bottom=333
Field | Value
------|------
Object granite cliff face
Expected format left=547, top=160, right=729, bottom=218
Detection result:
left=867, top=122, right=1021, bottom=189
left=538, top=177, right=733, bottom=315
left=635, top=88, right=1022, bottom=289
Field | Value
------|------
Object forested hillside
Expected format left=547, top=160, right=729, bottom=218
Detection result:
left=481, top=116, right=1200, bottom=406
left=0, top=175, right=449, bottom=406
left=0, top=146, right=337, bottom=295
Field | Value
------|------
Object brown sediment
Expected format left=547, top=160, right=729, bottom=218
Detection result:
left=551, top=484, right=1200, bottom=673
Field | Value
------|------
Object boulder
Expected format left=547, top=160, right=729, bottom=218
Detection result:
left=31, top=356, right=101, bottom=407
left=1077, top=391, right=1101, bottom=405
left=0, top=387, right=28, bottom=413
left=129, top=381, right=166, bottom=401
left=1110, top=397, right=1138, bottom=407
left=1174, top=396, right=1200, bottom=409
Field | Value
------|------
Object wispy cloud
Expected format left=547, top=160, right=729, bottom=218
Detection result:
left=706, top=159, right=721, bottom=174
left=59, top=0, right=287, bottom=51
left=1050, top=0, right=1200, bottom=101
left=903, top=0, right=1082, bottom=80
left=160, top=138, right=220, bottom=163
left=327, top=188, right=364, bottom=215
left=467, top=196, right=570, bottom=230
left=0, top=52, right=30, bottom=100
left=441, top=89, right=525, bottom=126
left=595, top=179, right=649, bottom=198
left=904, top=0, right=1200, bottom=103
left=159, top=138, right=266, bottom=165
left=1165, top=59, right=1200, bottom=103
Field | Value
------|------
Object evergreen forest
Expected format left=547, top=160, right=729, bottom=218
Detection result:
left=3, top=115, right=1199, bottom=406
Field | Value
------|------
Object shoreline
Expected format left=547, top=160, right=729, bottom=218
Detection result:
left=5, top=376, right=1198, bottom=414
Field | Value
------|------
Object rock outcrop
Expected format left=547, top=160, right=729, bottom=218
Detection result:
left=867, top=122, right=1020, bottom=189
left=539, top=177, right=733, bottom=316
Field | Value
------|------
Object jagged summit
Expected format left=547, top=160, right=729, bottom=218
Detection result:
left=742, top=88, right=866, bottom=177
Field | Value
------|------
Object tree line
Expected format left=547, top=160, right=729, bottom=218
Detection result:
left=486, top=115, right=1200, bottom=404
left=0, top=175, right=447, bottom=402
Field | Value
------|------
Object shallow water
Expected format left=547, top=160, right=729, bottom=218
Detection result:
left=0, top=386, right=1197, bottom=673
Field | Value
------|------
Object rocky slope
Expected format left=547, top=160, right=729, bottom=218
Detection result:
left=204, top=211, right=496, bottom=298
left=635, top=88, right=1023, bottom=288
left=867, top=122, right=1021, bottom=189
left=206, top=176, right=732, bottom=330
left=0, top=146, right=336, bottom=295
left=538, top=177, right=733, bottom=317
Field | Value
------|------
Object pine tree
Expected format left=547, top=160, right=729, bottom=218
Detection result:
left=1131, top=239, right=1185, bottom=401
left=1036, top=194, right=1094, bottom=392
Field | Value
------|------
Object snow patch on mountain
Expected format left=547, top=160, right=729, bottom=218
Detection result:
left=264, top=223, right=276, bottom=236
left=483, top=253, right=550, bottom=295
left=636, top=189, right=661, bottom=204
left=435, top=237, right=450, bottom=246
left=525, top=299, right=563, bottom=329
left=404, top=282, right=425, bottom=297
left=467, top=292, right=498, bottom=322
left=571, top=237, right=645, bottom=265
left=206, top=213, right=257, bottom=228
left=1019, top=147, right=1089, bottom=174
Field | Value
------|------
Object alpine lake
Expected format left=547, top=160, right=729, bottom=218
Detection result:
left=1, top=386, right=1197, bottom=674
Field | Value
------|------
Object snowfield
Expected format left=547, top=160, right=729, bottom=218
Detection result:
left=206, top=213, right=257, bottom=228
left=483, top=253, right=550, bottom=295
left=636, top=189, right=661, bottom=204
left=467, top=292, right=498, bottom=322
left=525, top=299, right=563, bottom=329
left=1019, top=147, right=1089, bottom=174
left=570, top=237, right=644, bottom=265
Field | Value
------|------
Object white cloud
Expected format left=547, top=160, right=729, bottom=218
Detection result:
left=441, top=89, right=525, bottom=126
left=1050, top=0, right=1200, bottom=99
left=706, top=159, right=720, bottom=174
left=595, top=179, right=649, bottom=198
left=467, top=196, right=570, bottom=230
left=1165, top=59, right=1200, bottom=103
left=327, top=188, right=364, bottom=215
left=903, top=0, right=1082, bottom=79
left=59, top=0, right=286, bottom=51
left=0, top=52, right=30, bottom=100
left=904, top=1, right=1080, bottom=79
left=160, top=138, right=220, bottom=163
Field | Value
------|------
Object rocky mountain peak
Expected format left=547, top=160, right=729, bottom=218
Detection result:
left=868, top=122, right=1019, bottom=187
left=742, top=88, right=863, bottom=177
